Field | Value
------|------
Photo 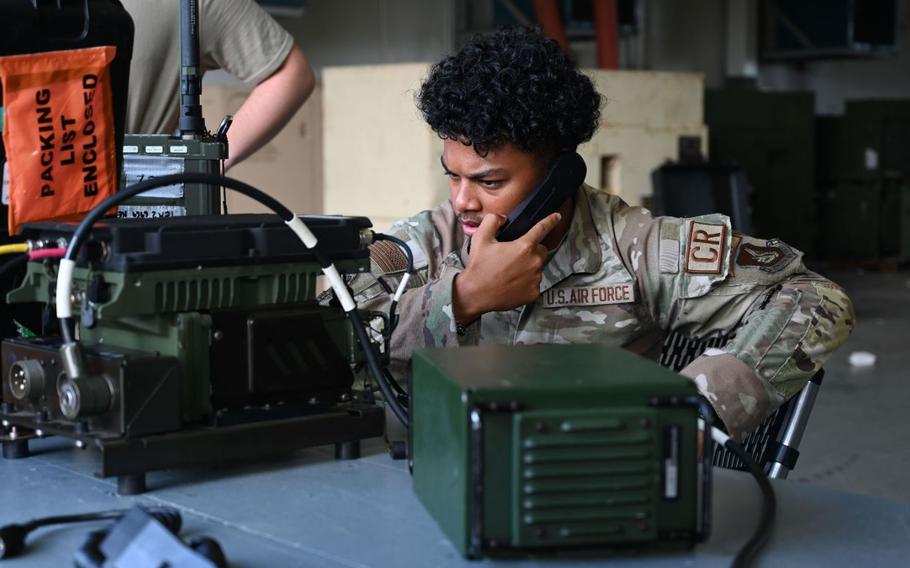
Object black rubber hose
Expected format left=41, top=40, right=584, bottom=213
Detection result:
left=372, top=233, right=415, bottom=335
left=349, top=309, right=409, bottom=428
left=63, top=173, right=293, bottom=260
left=59, top=173, right=295, bottom=346
left=384, top=368, right=408, bottom=400
left=724, top=438, right=776, bottom=568
left=0, top=507, right=181, bottom=560
left=0, top=253, right=28, bottom=280
left=25, top=506, right=180, bottom=533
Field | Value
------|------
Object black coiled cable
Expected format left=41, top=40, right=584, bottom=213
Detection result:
left=371, top=232, right=414, bottom=336
left=0, top=506, right=180, bottom=559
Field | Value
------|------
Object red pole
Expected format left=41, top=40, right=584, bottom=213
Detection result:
left=533, top=0, right=570, bottom=55
left=594, top=0, right=620, bottom=69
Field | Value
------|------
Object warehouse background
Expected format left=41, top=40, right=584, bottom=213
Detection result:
left=197, top=0, right=910, bottom=500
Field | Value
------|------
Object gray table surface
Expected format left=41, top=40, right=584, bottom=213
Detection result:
left=1, top=436, right=908, bottom=568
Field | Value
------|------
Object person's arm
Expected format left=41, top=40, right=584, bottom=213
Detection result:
left=223, top=44, right=314, bottom=171
left=334, top=206, right=466, bottom=379
left=452, top=211, right=561, bottom=324
left=349, top=245, right=467, bottom=378
left=613, top=202, right=855, bottom=440
left=345, top=206, right=562, bottom=375
left=678, top=273, right=852, bottom=439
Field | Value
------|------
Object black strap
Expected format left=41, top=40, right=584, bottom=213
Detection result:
left=765, top=442, right=800, bottom=470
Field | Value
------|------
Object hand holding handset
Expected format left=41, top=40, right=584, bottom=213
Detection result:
left=454, top=152, right=586, bottom=322
left=495, top=151, right=587, bottom=241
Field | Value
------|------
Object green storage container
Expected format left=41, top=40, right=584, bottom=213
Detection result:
left=706, top=88, right=816, bottom=255
left=410, top=344, right=707, bottom=558
left=817, top=100, right=910, bottom=261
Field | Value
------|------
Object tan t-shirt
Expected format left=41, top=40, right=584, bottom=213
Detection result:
left=123, top=0, right=294, bottom=134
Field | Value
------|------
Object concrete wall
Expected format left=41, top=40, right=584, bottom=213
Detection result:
left=643, top=0, right=727, bottom=88
left=274, top=0, right=456, bottom=72
left=760, top=0, right=910, bottom=115
left=583, top=70, right=706, bottom=205
left=203, top=0, right=457, bottom=86
left=638, top=0, right=910, bottom=115
left=204, top=0, right=907, bottom=114
left=200, top=0, right=905, bottom=219
left=322, top=63, right=446, bottom=231
left=201, top=84, right=323, bottom=215
left=321, top=64, right=705, bottom=230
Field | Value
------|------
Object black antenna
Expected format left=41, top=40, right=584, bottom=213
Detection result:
left=178, top=0, right=206, bottom=137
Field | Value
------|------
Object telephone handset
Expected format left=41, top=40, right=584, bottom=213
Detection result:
left=495, top=151, right=587, bottom=242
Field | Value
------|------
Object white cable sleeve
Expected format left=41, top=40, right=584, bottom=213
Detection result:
left=285, top=216, right=318, bottom=248
left=323, top=264, right=356, bottom=312
left=284, top=215, right=357, bottom=312
left=56, top=259, right=77, bottom=319
left=392, top=272, right=410, bottom=302
left=711, top=425, right=731, bottom=447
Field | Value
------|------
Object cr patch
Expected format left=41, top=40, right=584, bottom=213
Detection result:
left=685, top=221, right=726, bottom=275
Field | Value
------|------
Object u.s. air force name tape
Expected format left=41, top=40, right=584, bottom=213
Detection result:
left=540, top=283, right=635, bottom=308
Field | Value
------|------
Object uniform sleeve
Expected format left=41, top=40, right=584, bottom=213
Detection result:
left=339, top=209, right=477, bottom=379
left=613, top=203, right=855, bottom=439
left=200, top=0, right=294, bottom=84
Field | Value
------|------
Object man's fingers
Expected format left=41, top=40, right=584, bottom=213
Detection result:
left=521, top=212, right=562, bottom=245
left=473, top=213, right=507, bottom=243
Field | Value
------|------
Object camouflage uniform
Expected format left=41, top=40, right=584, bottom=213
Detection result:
left=351, top=184, right=855, bottom=439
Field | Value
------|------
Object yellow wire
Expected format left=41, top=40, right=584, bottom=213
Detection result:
left=0, top=243, right=29, bottom=255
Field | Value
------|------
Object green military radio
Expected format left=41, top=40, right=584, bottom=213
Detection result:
left=119, top=0, right=228, bottom=220
left=410, top=344, right=712, bottom=558
left=119, top=128, right=228, bottom=219
left=0, top=212, right=386, bottom=494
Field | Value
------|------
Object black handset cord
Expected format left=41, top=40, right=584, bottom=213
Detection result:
left=711, top=426, right=777, bottom=567
left=54, top=172, right=409, bottom=428
left=0, top=507, right=181, bottom=559
left=0, top=254, right=29, bottom=280
left=371, top=232, right=415, bottom=337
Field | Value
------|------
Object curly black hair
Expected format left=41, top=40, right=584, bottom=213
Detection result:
left=417, top=27, right=602, bottom=156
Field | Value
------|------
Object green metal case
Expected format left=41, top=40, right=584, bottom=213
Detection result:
left=120, top=133, right=226, bottom=218
left=817, top=100, right=910, bottom=261
left=705, top=88, right=816, bottom=254
left=0, top=215, right=385, bottom=491
left=7, top=259, right=367, bottom=423
left=411, top=344, right=707, bottom=558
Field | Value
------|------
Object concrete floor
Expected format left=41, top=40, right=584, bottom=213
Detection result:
left=0, top=270, right=907, bottom=566
left=792, top=269, right=910, bottom=501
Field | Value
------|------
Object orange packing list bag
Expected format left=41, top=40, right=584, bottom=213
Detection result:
left=0, top=46, right=117, bottom=234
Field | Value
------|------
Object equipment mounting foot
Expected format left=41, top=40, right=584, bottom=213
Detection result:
left=117, top=473, right=147, bottom=495
left=335, top=440, right=360, bottom=460
left=2, top=439, right=29, bottom=459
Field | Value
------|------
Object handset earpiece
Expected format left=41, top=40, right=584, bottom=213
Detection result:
left=496, top=151, right=587, bottom=242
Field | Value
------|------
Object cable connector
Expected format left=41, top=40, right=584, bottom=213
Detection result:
left=0, top=523, right=29, bottom=559
left=60, top=342, right=83, bottom=380
left=710, top=425, right=730, bottom=447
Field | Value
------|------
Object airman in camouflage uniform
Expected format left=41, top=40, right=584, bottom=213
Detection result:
left=346, top=27, right=854, bottom=440
left=352, top=184, right=855, bottom=440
